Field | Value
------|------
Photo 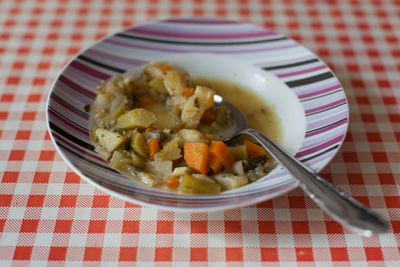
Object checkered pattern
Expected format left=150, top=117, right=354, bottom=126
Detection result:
left=1, top=0, right=399, bottom=265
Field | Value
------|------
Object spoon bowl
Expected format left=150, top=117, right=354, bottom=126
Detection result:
left=214, top=94, right=389, bottom=236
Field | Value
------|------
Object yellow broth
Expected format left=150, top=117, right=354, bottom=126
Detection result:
left=136, top=102, right=177, bottom=129
left=193, top=77, right=282, bottom=145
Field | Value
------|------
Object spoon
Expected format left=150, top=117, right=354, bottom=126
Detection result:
left=213, top=94, right=389, bottom=236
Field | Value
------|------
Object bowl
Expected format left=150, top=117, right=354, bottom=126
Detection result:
left=46, top=18, right=348, bottom=211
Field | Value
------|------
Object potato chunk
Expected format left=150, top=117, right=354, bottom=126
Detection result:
left=144, top=65, right=165, bottom=79
left=179, top=174, right=221, bottom=194
left=180, top=96, right=202, bottom=128
left=154, top=138, right=181, bottom=161
left=109, top=150, right=132, bottom=169
left=130, top=152, right=145, bottom=168
left=95, top=128, right=125, bottom=152
left=163, top=69, right=188, bottom=96
left=181, top=86, right=215, bottom=128
left=230, top=145, right=248, bottom=160
left=148, top=78, right=168, bottom=94
left=138, top=172, right=157, bottom=186
left=116, top=108, right=157, bottom=129
left=144, top=160, right=173, bottom=179
left=194, top=86, right=214, bottom=109
left=94, top=93, right=111, bottom=106
left=102, top=95, right=128, bottom=122
left=130, top=130, right=147, bottom=158
left=171, top=166, right=191, bottom=177
left=109, top=149, right=144, bottom=169
left=232, top=161, right=245, bottom=176
left=177, top=129, right=204, bottom=143
left=214, top=173, right=249, bottom=190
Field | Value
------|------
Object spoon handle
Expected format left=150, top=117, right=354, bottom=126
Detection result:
left=242, top=128, right=389, bottom=236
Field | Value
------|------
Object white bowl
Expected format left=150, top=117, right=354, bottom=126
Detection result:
left=47, top=18, right=348, bottom=211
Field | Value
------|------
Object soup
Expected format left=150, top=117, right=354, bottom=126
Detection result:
left=89, top=62, right=281, bottom=194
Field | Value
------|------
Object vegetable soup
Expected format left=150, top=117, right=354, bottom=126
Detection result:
left=89, top=62, right=281, bottom=194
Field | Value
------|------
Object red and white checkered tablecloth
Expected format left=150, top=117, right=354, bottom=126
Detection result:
left=1, top=0, right=400, bottom=265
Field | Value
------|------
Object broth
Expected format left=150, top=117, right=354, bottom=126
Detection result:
left=193, top=77, right=282, bottom=145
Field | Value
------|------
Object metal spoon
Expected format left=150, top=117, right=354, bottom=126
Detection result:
left=213, top=94, right=389, bottom=236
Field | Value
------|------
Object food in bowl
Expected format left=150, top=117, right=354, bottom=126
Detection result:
left=89, top=62, right=281, bottom=194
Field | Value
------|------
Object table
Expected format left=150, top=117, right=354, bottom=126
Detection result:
left=1, top=0, right=399, bottom=265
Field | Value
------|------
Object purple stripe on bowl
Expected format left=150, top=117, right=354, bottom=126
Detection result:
left=84, top=48, right=147, bottom=67
left=296, top=134, right=344, bottom=158
left=48, top=108, right=89, bottom=138
left=297, top=84, right=342, bottom=100
left=305, top=118, right=348, bottom=138
left=268, top=61, right=323, bottom=74
left=305, top=98, right=347, bottom=115
left=61, top=146, right=128, bottom=179
left=59, top=75, right=96, bottom=98
left=50, top=93, right=89, bottom=120
left=276, top=65, right=328, bottom=78
left=53, top=131, right=104, bottom=162
left=63, top=65, right=105, bottom=87
left=164, top=18, right=240, bottom=24
left=70, top=60, right=111, bottom=80
left=105, top=38, right=299, bottom=54
left=304, top=147, right=335, bottom=166
left=127, top=25, right=277, bottom=39
left=307, top=110, right=348, bottom=131
left=301, top=131, right=345, bottom=151
left=55, top=79, right=94, bottom=104
left=254, top=55, right=314, bottom=68
left=301, top=91, right=345, bottom=112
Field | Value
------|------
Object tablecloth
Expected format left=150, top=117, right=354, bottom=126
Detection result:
left=1, top=0, right=400, bottom=265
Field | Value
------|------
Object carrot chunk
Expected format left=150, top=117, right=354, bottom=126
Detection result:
left=208, top=152, right=223, bottom=173
left=200, top=110, right=216, bottom=124
left=166, top=176, right=180, bottom=189
left=244, top=140, right=267, bottom=157
left=138, top=97, right=157, bottom=105
left=183, top=88, right=195, bottom=97
left=208, top=141, right=235, bottom=173
left=183, top=142, right=209, bottom=174
left=147, top=138, right=160, bottom=159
